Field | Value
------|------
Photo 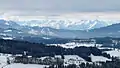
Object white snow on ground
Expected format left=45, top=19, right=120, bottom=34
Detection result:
left=0, top=53, right=48, bottom=68
left=40, top=56, right=54, bottom=60
left=55, top=55, right=86, bottom=66
left=90, top=54, right=111, bottom=62
left=4, top=30, right=12, bottom=32
left=28, top=29, right=39, bottom=35
left=2, top=37, right=13, bottom=40
left=0, top=53, right=13, bottom=68
left=0, top=56, right=7, bottom=68
left=49, top=42, right=102, bottom=48
left=4, top=63, right=48, bottom=68
left=18, top=32, right=23, bottom=34
left=0, top=33, right=7, bottom=36
left=5, top=22, right=10, bottom=25
left=105, top=49, right=120, bottom=57
left=98, top=47, right=113, bottom=49
left=88, top=21, right=97, bottom=30
left=42, top=37, right=51, bottom=39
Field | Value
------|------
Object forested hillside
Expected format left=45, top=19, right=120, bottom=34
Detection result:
left=0, top=39, right=104, bottom=61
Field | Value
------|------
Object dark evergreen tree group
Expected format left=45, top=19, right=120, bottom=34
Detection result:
left=0, top=39, right=103, bottom=61
left=46, top=57, right=120, bottom=68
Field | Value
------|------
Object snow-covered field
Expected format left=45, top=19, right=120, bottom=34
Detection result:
left=105, top=49, right=120, bottom=57
left=55, top=55, right=86, bottom=65
left=4, top=30, right=12, bottom=32
left=90, top=54, right=111, bottom=62
left=2, top=37, right=13, bottom=40
left=0, top=54, right=12, bottom=68
left=0, top=54, right=48, bottom=68
left=4, top=63, right=48, bottom=68
left=48, top=42, right=102, bottom=48
left=98, top=47, right=113, bottom=50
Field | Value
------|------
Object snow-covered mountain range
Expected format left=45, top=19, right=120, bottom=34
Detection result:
left=0, top=19, right=120, bottom=43
left=16, top=19, right=120, bottom=30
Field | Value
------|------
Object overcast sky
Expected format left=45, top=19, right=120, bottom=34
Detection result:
left=0, top=0, right=120, bottom=20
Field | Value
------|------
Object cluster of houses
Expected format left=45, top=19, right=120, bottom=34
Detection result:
left=13, top=54, right=64, bottom=65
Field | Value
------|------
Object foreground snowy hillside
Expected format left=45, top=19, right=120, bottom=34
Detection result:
left=0, top=54, right=112, bottom=68
left=0, top=54, right=12, bottom=68
left=0, top=54, right=48, bottom=68
left=4, top=64, right=47, bottom=68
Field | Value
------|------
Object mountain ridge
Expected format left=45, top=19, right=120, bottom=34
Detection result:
left=15, top=19, right=118, bottom=30
left=0, top=19, right=120, bottom=43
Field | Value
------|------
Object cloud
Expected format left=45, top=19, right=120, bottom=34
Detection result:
left=0, top=0, right=120, bottom=20
left=1, top=12, right=120, bottom=21
left=0, top=0, right=120, bottom=12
